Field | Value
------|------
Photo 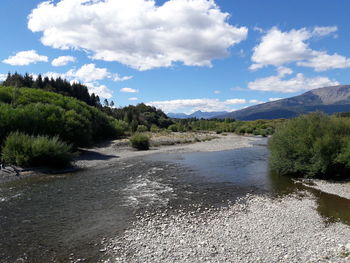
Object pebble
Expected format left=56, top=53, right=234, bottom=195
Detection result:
left=103, top=195, right=350, bottom=263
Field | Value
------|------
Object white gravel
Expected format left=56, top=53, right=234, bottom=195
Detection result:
left=300, top=179, right=350, bottom=200
left=104, top=194, right=350, bottom=263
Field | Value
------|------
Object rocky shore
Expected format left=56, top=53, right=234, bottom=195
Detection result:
left=104, top=194, right=350, bottom=263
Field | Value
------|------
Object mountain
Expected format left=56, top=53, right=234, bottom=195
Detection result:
left=217, top=85, right=350, bottom=120
left=167, top=110, right=228, bottom=119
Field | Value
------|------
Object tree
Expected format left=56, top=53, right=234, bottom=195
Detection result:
left=104, top=99, right=109, bottom=107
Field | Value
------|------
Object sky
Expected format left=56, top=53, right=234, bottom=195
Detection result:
left=0, top=0, right=349, bottom=114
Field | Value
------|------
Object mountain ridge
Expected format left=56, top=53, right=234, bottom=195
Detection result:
left=167, top=110, right=229, bottom=119
left=217, top=84, right=350, bottom=120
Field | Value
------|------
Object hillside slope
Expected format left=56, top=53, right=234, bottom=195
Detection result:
left=218, top=85, right=350, bottom=120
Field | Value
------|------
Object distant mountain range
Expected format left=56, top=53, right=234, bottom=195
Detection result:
left=167, top=85, right=350, bottom=121
left=217, top=84, right=350, bottom=120
left=167, top=110, right=228, bottom=119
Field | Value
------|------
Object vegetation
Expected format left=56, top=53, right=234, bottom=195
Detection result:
left=2, top=132, right=72, bottom=168
left=269, top=112, right=350, bottom=179
left=0, top=86, right=119, bottom=148
left=130, top=133, right=150, bottom=150
left=170, top=118, right=283, bottom=136
left=3, top=73, right=102, bottom=107
left=103, top=103, right=173, bottom=131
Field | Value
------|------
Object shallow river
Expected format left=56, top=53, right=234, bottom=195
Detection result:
left=0, top=138, right=349, bottom=262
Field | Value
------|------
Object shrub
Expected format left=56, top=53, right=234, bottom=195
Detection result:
left=268, top=112, right=350, bottom=178
left=136, top=125, right=148, bottom=133
left=1, top=132, right=72, bottom=168
left=130, top=133, right=150, bottom=150
left=150, top=124, right=160, bottom=133
left=114, top=120, right=129, bottom=137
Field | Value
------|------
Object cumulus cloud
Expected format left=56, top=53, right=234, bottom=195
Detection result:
left=28, top=0, right=248, bottom=70
left=250, top=26, right=350, bottom=71
left=248, top=71, right=339, bottom=93
left=67, top=63, right=109, bottom=82
left=214, top=90, right=221, bottom=94
left=297, top=51, right=350, bottom=72
left=128, top=97, right=139, bottom=101
left=0, top=74, right=7, bottom=81
left=42, top=63, right=132, bottom=98
left=147, top=98, right=246, bottom=113
left=44, top=63, right=132, bottom=83
left=2, top=50, right=48, bottom=66
left=51, top=55, right=76, bottom=66
left=84, top=83, right=113, bottom=99
left=120, top=87, right=138, bottom=93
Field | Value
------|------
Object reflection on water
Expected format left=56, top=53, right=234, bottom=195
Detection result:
left=0, top=137, right=349, bottom=262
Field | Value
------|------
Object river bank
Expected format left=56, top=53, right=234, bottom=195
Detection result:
left=104, top=194, right=350, bottom=263
left=1, top=133, right=350, bottom=263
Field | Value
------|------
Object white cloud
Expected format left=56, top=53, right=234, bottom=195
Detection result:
left=128, top=97, right=139, bottom=101
left=214, top=90, right=221, bottom=94
left=253, top=26, right=264, bottom=33
left=250, top=26, right=350, bottom=72
left=277, top=66, right=293, bottom=77
left=0, top=74, right=7, bottom=81
left=44, top=63, right=132, bottom=83
left=248, top=71, right=339, bottom=93
left=113, top=74, right=133, bottom=82
left=147, top=98, right=246, bottom=113
left=250, top=27, right=312, bottom=70
left=269, top=97, right=282, bottom=102
left=51, top=55, right=76, bottom=66
left=225, top=98, right=246, bottom=104
left=2, top=50, right=48, bottom=66
left=120, top=87, right=138, bottom=93
left=85, top=82, right=113, bottom=99
left=312, top=26, right=337, bottom=37
left=28, top=0, right=248, bottom=70
left=249, top=99, right=265, bottom=104
left=297, top=51, right=350, bottom=72
left=67, top=63, right=109, bottom=82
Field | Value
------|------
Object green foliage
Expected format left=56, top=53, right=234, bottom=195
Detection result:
left=269, top=112, right=350, bottom=178
left=0, top=86, right=121, bottom=147
left=136, top=125, right=148, bottom=132
left=150, top=124, right=160, bottom=133
left=113, top=120, right=129, bottom=137
left=2, top=132, right=72, bottom=168
left=170, top=118, right=282, bottom=136
left=108, top=103, right=173, bottom=129
left=130, top=133, right=150, bottom=150
left=3, top=73, right=100, bottom=107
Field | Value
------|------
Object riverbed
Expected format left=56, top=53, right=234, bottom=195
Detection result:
left=0, top=135, right=349, bottom=262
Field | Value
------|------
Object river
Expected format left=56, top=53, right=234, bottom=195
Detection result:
left=0, top=138, right=349, bottom=262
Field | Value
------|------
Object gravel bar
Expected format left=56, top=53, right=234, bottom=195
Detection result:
left=104, top=194, right=350, bottom=263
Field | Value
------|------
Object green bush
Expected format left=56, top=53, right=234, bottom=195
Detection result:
left=1, top=132, right=72, bottom=168
left=136, top=125, right=148, bottom=132
left=114, top=120, right=129, bottom=137
left=0, top=86, right=120, bottom=147
left=150, top=124, right=160, bottom=133
left=269, top=112, right=350, bottom=178
left=130, top=133, right=150, bottom=150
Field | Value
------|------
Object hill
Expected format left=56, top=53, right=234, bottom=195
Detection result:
left=168, top=110, right=228, bottom=119
left=0, top=86, right=121, bottom=147
left=217, top=85, right=350, bottom=120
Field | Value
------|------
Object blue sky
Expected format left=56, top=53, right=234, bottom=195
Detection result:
left=0, top=0, right=349, bottom=113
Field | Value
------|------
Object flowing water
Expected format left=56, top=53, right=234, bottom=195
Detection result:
left=0, top=138, right=349, bottom=262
